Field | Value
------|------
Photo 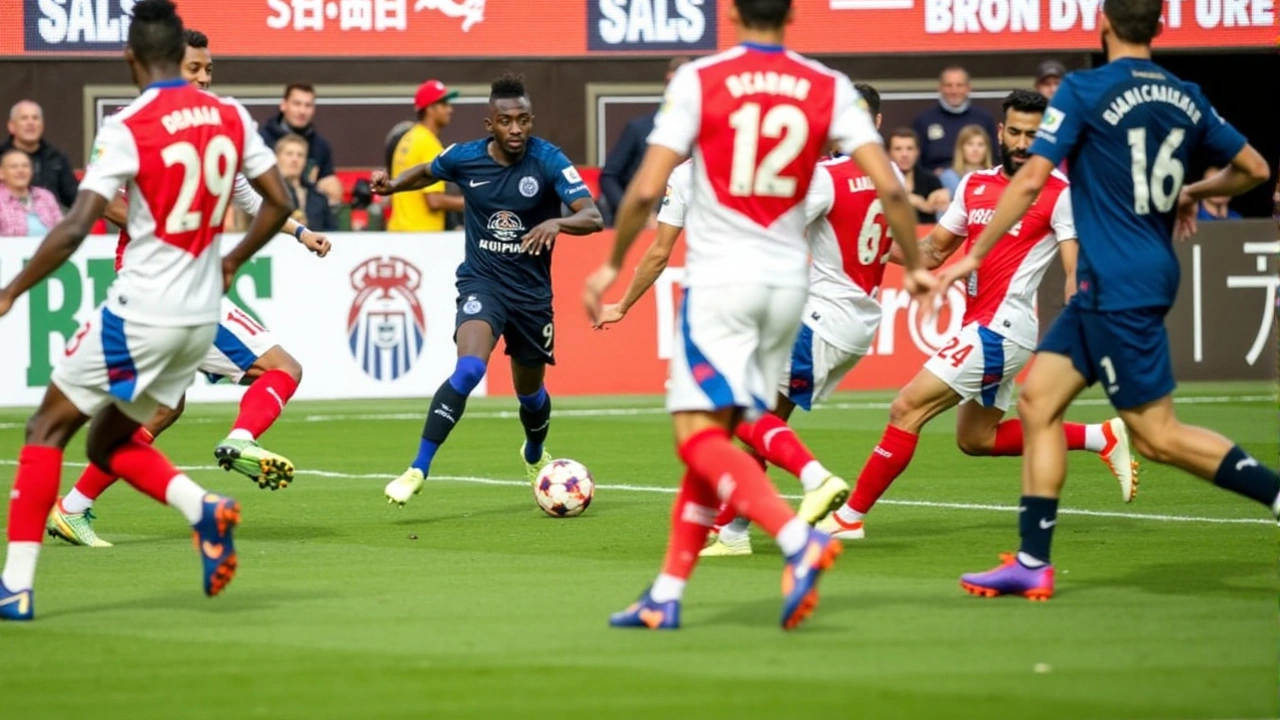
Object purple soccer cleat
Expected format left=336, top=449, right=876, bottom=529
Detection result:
left=960, top=553, right=1054, bottom=601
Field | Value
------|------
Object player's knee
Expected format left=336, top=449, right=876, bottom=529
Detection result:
left=275, top=353, right=303, bottom=384
left=449, top=355, right=488, bottom=396
left=1129, top=424, right=1178, bottom=464
left=25, top=412, right=73, bottom=448
left=152, top=401, right=185, bottom=435
left=956, top=433, right=992, bottom=456
left=1016, top=387, right=1054, bottom=425
left=84, top=440, right=114, bottom=472
left=887, top=394, right=923, bottom=432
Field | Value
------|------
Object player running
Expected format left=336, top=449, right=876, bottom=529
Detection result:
left=45, top=28, right=332, bottom=549
left=0, top=0, right=294, bottom=621
left=584, top=0, right=935, bottom=630
left=373, top=73, right=603, bottom=506
left=935, top=0, right=1276, bottom=600
left=819, top=90, right=1138, bottom=542
left=596, top=84, right=903, bottom=557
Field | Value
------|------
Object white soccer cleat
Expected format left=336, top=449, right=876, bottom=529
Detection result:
left=797, top=475, right=851, bottom=525
left=1100, top=418, right=1139, bottom=503
left=816, top=513, right=865, bottom=540
left=699, top=532, right=752, bottom=556
left=385, top=468, right=425, bottom=507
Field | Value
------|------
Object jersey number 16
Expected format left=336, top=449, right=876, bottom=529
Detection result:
left=1127, top=128, right=1185, bottom=215
left=728, top=103, right=809, bottom=198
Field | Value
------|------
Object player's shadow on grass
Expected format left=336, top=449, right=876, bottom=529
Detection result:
left=698, top=593, right=861, bottom=632
left=39, top=589, right=311, bottom=621
left=1083, top=559, right=1274, bottom=599
left=387, top=502, right=529, bottom=526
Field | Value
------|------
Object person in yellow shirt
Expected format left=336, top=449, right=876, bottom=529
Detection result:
left=389, top=80, right=464, bottom=231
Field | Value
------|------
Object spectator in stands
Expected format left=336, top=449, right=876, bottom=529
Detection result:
left=1196, top=166, right=1242, bottom=220
left=889, top=128, right=948, bottom=223
left=939, top=124, right=993, bottom=196
left=599, top=56, right=690, bottom=225
left=260, top=83, right=342, bottom=204
left=913, top=66, right=997, bottom=174
left=1035, top=60, right=1066, bottom=101
left=388, top=79, right=464, bottom=232
left=276, top=134, right=336, bottom=232
left=1, top=100, right=77, bottom=208
left=0, top=148, right=63, bottom=236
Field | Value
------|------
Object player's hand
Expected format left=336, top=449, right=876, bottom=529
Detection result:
left=0, top=290, right=14, bottom=319
left=522, top=220, right=560, bottom=256
left=1174, top=188, right=1198, bottom=242
left=583, top=264, right=619, bottom=325
left=904, top=267, right=941, bottom=324
left=370, top=170, right=393, bottom=195
left=592, top=303, right=626, bottom=330
left=299, top=229, right=332, bottom=257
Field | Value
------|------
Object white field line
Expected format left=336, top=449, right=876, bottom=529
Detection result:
left=1, top=459, right=1270, bottom=527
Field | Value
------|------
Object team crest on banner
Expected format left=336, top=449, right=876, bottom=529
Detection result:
left=348, top=257, right=427, bottom=381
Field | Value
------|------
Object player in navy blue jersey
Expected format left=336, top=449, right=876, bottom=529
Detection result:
left=372, top=73, right=603, bottom=506
left=932, top=0, right=1275, bottom=599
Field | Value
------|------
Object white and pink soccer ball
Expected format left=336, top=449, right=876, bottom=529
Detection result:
left=533, top=459, right=594, bottom=517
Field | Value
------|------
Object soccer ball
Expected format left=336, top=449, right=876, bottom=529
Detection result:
left=533, top=459, right=594, bottom=517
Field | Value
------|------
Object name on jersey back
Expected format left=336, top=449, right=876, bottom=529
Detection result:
left=1103, top=84, right=1203, bottom=126
left=725, top=71, right=811, bottom=101
left=161, top=106, right=223, bottom=135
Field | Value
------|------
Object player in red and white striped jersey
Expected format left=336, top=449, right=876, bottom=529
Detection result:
left=0, top=0, right=295, bottom=621
left=46, top=28, right=333, bottom=550
left=822, top=90, right=1139, bottom=541
left=584, top=0, right=935, bottom=630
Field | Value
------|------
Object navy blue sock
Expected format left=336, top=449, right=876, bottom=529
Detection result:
left=1017, top=495, right=1059, bottom=565
left=518, top=386, right=551, bottom=463
left=1213, top=445, right=1280, bottom=512
left=411, top=356, right=487, bottom=473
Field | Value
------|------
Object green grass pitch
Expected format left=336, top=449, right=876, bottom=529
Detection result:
left=1, top=382, right=1275, bottom=719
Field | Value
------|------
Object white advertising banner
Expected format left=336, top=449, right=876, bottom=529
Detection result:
left=0, top=232, right=479, bottom=407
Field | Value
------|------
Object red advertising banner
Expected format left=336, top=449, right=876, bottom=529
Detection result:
left=0, top=0, right=1271, bottom=57
left=484, top=227, right=966, bottom=398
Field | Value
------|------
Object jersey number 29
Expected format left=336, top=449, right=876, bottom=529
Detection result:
left=728, top=103, right=809, bottom=198
left=161, top=135, right=239, bottom=234
left=1127, top=128, right=1185, bottom=215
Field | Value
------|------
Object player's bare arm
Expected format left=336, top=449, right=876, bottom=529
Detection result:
left=595, top=220, right=681, bottom=329
left=1058, top=239, right=1080, bottom=303
left=222, top=166, right=293, bottom=291
left=0, top=190, right=110, bottom=317
left=891, top=225, right=964, bottom=270
left=1175, top=144, right=1270, bottom=240
left=371, top=164, right=438, bottom=195
left=583, top=145, right=683, bottom=324
left=521, top=196, right=603, bottom=256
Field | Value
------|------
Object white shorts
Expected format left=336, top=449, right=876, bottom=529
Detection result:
left=52, top=304, right=217, bottom=424
left=667, top=285, right=807, bottom=414
left=778, top=323, right=864, bottom=411
left=923, top=322, right=1032, bottom=412
left=198, top=298, right=279, bottom=383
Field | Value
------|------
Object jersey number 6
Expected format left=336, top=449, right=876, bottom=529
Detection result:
left=161, top=135, right=239, bottom=234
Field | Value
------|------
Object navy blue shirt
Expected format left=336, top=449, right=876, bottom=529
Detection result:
left=1030, top=58, right=1247, bottom=311
left=431, top=136, right=593, bottom=303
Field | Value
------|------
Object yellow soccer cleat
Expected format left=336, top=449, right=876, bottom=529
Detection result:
left=699, top=532, right=752, bottom=557
left=385, top=468, right=425, bottom=507
left=797, top=475, right=851, bottom=525
left=522, top=443, right=553, bottom=485
left=47, top=500, right=113, bottom=548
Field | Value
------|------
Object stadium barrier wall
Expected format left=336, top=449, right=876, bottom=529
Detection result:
left=0, top=221, right=1272, bottom=407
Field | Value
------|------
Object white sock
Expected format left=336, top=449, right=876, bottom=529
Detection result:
left=1016, top=551, right=1047, bottom=568
left=227, top=428, right=255, bottom=442
left=1, top=542, right=41, bottom=591
left=835, top=505, right=864, bottom=524
left=775, top=518, right=810, bottom=557
left=165, top=474, right=207, bottom=525
left=1084, top=424, right=1108, bottom=453
left=60, top=489, right=95, bottom=515
left=798, top=461, right=831, bottom=493
left=719, top=517, right=750, bottom=540
left=1271, top=492, right=1280, bottom=518
left=650, top=573, right=686, bottom=602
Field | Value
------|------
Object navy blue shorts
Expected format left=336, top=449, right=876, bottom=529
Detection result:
left=455, top=282, right=554, bottom=367
left=1036, top=301, right=1175, bottom=410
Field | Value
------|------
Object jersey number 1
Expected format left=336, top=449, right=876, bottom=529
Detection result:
left=162, top=135, right=239, bottom=234
left=728, top=103, right=810, bottom=198
left=1127, top=128, right=1185, bottom=215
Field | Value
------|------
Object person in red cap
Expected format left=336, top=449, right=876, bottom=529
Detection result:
left=388, top=79, right=463, bottom=231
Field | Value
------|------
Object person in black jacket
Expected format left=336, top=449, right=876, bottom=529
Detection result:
left=911, top=66, right=998, bottom=174
left=2, top=101, right=78, bottom=208
left=260, top=83, right=343, bottom=204
left=598, top=56, right=690, bottom=226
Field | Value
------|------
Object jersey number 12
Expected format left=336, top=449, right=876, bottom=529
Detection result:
left=728, top=103, right=810, bottom=198
left=1127, top=127, right=1185, bottom=215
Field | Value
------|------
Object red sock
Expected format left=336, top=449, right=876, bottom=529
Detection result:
left=713, top=502, right=737, bottom=527
left=848, top=425, right=919, bottom=514
left=8, top=446, right=62, bottom=542
left=232, top=369, right=298, bottom=438
left=659, top=470, right=720, bottom=580
left=749, top=412, right=816, bottom=478
left=72, top=427, right=155, bottom=501
left=991, top=419, right=1024, bottom=456
left=679, top=428, right=794, bottom=536
left=733, top=420, right=768, bottom=470
left=107, top=441, right=181, bottom=504
left=1064, top=422, right=1087, bottom=451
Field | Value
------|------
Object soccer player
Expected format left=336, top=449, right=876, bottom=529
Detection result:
left=0, top=0, right=293, bottom=621
left=45, top=28, right=332, bottom=549
left=819, top=90, right=1138, bottom=542
left=583, top=0, right=936, bottom=630
left=935, top=0, right=1276, bottom=599
left=372, top=73, right=603, bottom=505
left=596, top=84, right=903, bottom=557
